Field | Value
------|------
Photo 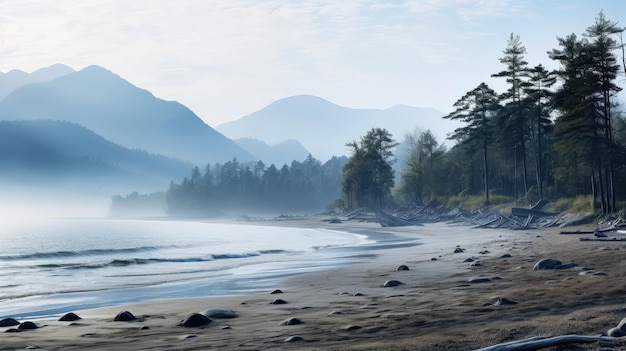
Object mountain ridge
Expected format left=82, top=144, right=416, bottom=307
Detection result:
left=0, top=65, right=254, bottom=165
left=217, top=94, right=459, bottom=161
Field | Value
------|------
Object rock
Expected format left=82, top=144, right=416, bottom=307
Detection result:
left=59, top=312, right=81, bottom=321
left=396, top=264, right=409, bottom=271
left=431, top=257, right=437, bottom=261
left=554, top=263, right=578, bottom=270
left=469, top=260, right=482, bottom=267
left=382, top=280, right=404, bottom=287
left=17, top=321, right=39, bottom=330
left=353, top=292, right=364, bottom=296
left=179, top=313, right=211, bottom=327
left=463, top=258, right=476, bottom=263
left=533, top=258, right=562, bottom=270
left=280, top=317, right=303, bottom=325
left=454, top=247, right=465, bottom=253
left=200, top=309, right=238, bottom=319
left=500, top=253, right=512, bottom=258
left=468, top=277, right=491, bottom=283
left=114, top=311, right=136, bottom=321
left=340, top=325, right=362, bottom=331
left=5, top=328, right=21, bottom=333
left=270, top=289, right=283, bottom=294
left=479, top=250, right=490, bottom=254
left=0, top=318, right=20, bottom=327
left=270, top=298, right=287, bottom=305
left=608, top=327, right=626, bottom=337
left=328, top=310, right=343, bottom=316
left=284, top=335, right=304, bottom=342
left=493, top=297, right=518, bottom=306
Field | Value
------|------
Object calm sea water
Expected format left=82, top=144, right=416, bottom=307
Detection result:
left=0, top=219, right=384, bottom=319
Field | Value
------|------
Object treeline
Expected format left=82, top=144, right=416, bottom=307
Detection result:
left=165, top=155, right=346, bottom=215
left=392, top=12, right=626, bottom=214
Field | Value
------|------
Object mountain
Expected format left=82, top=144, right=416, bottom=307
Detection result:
left=0, top=119, right=191, bottom=194
left=0, top=65, right=254, bottom=165
left=234, top=138, right=311, bottom=166
left=216, top=95, right=461, bottom=161
left=0, top=64, right=75, bottom=100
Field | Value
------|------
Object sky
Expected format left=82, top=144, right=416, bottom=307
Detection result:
left=1, top=0, right=625, bottom=127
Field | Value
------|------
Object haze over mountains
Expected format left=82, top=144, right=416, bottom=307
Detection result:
left=217, top=95, right=459, bottom=162
left=0, top=65, right=253, bottom=166
left=0, top=64, right=459, bottom=216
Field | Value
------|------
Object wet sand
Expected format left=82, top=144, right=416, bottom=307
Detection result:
left=2, top=216, right=626, bottom=350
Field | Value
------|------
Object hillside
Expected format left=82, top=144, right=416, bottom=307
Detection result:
left=0, top=65, right=254, bottom=165
left=0, top=119, right=191, bottom=194
left=217, top=95, right=460, bottom=161
left=0, top=63, right=75, bottom=100
left=234, top=138, right=311, bottom=167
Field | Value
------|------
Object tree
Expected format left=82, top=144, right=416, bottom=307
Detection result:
left=444, top=83, right=500, bottom=204
left=524, top=64, right=556, bottom=199
left=549, top=12, right=623, bottom=213
left=399, top=129, right=446, bottom=205
left=492, top=33, right=533, bottom=197
left=342, top=128, right=397, bottom=209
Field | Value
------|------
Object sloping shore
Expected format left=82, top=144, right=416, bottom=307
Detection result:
left=2, top=217, right=626, bottom=350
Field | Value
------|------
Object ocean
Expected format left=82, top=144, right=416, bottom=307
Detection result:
left=0, top=218, right=400, bottom=320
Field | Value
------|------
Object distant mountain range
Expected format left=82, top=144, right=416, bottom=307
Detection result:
left=0, top=63, right=75, bottom=100
left=0, top=65, right=253, bottom=166
left=0, top=120, right=191, bottom=194
left=216, top=95, right=460, bottom=162
left=234, top=138, right=311, bottom=167
left=0, top=64, right=460, bottom=215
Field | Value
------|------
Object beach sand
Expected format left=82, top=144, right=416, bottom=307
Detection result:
left=2, top=217, right=626, bottom=350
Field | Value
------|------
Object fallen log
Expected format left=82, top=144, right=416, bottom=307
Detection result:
left=474, top=334, right=626, bottom=351
left=580, top=237, right=626, bottom=242
left=511, top=207, right=558, bottom=218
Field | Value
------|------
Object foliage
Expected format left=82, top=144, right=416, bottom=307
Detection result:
left=342, top=128, right=398, bottom=209
left=166, top=155, right=346, bottom=216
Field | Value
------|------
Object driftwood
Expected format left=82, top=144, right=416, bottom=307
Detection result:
left=580, top=237, right=626, bottom=242
left=474, top=334, right=626, bottom=351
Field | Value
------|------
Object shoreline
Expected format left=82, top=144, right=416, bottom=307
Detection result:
left=3, top=216, right=626, bottom=350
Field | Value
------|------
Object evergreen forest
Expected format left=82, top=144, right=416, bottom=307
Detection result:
left=113, top=12, right=626, bottom=216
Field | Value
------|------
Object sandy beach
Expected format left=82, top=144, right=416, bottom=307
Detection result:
left=2, top=216, right=626, bottom=351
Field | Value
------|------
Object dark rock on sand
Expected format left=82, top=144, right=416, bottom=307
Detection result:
left=281, top=317, right=303, bottom=325
left=500, top=253, right=512, bottom=258
left=0, top=318, right=20, bottom=327
left=59, top=312, right=81, bottom=321
left=270, top=289, right=283, bottom=294
left=396, top=264, right=409, bottom=271
left=533, top=258, right=562, bottom=270
left=479, top=250, right=490, bottom=254
left=284, top=335, right=304, bottom=342
left=5, top=328, right=21, bottom=333
left=554, top=263, right=578, bottom=270
left=383, top=280, right=404, bottom=287
left=179, top=313, right=211, bottom=327
left=270, top=298, right=287, bottom=304
left=353, top=292, right=364, bottom=296
left=493, top=297, right=518, bottom=306
left=464, top=258, right=476, bottom=263
left=201, top=309, right=238, bottom=319
left=114, top=311, right=137, bottom=321
left=468, top=277, right=492, bottom=283
left=454, top=247, right=465, bottom=253
left=469, top=260, right=482, bottom=267
left=17, top=321, right=39, bottom=330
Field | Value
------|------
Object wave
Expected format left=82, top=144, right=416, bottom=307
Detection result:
left=28, top=250, right=288, bottom=270
left=0, top=246, right=169, bottom=261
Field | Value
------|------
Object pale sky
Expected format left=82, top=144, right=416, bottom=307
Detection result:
left=1, top=0, right=625, bottom=127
